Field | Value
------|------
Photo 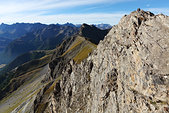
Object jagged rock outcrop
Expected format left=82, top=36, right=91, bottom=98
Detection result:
left=47, top=9, right=169, bottom=113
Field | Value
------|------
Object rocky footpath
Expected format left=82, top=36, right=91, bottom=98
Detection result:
left=43, top=9, right=169, bottom=113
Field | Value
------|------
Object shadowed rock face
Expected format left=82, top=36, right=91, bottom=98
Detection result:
left=44, top=9, right=169, bottom=113
left=79, top=23, right=110, bottom=44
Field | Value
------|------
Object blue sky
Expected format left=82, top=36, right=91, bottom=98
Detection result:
left=0, top=0, right=169, bottom=25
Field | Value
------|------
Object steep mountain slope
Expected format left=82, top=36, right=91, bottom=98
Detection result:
left=0, top=50, right=53, bottom=100
left=1, top=51, right=48, bottom=72
left=41, top=9, right=169, bottom=113
left=49, top=23, right=109, bottom=79
left=49, top=36, right=96, bottom=79
left=0, top=50, right=55, bottom=90
left=0, top=23, right=108, bottom=113
left=0, top=64, right=50, bottom=113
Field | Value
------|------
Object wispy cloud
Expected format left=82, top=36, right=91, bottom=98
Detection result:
left=1, top=0, right=168, bottom=25
left=0, top=0, right=132, bottom=15
left=0, top=13, right=126, bottom=25
left=0, top=0, right=132, bottom=24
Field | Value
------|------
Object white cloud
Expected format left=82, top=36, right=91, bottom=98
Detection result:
left=0, top=0, right=132, bottom=15
left=0, top=13, right=126, bottom=25
left=0, top=0, right=168, bottom=26
left=0, top=0, right=132, bottom=24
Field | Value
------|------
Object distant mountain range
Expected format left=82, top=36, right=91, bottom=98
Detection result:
left=4, top=24, right=79, bottom=61
left=0, top=23, right=47, bottom=54
left=0, top=23, right=47, bottom=39
left=0, top=22, right=111, bottom=40
left=0, top=23, right=111, bottom=64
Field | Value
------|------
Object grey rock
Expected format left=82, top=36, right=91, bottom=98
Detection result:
left=41, top=9, right=169, bottom=113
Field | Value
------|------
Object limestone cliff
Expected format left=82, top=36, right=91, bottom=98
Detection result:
left=44, top=9, right=169, bottom=113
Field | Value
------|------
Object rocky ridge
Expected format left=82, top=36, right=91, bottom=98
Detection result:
left=0, top=23, right=109, bottom=113
left=44, top=9, right=169, bottom=113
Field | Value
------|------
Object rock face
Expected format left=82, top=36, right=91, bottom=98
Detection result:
left=47, top=10, right=169, bottom=112
left=79, top=23, right=110, bottom=44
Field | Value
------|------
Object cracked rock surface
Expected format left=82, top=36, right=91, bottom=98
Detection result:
left=47, top=9, right=169, bottom=113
